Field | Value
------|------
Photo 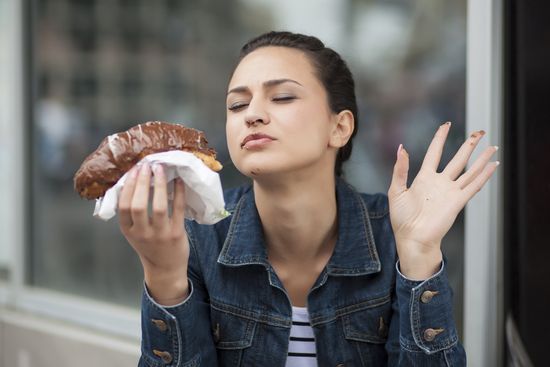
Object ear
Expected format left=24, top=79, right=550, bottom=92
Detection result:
left=328, top=110, right=355, bottom=148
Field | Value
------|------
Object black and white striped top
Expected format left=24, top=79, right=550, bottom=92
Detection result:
left=285, top=306, right=318, bottom=367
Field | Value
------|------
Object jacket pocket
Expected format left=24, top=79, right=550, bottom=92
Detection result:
left=341, top=293, right=392, bottom=366
left=210, top=301, right=257, bottom=366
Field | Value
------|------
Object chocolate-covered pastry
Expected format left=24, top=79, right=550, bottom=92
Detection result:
left=74, top=121, right=222, bottom=199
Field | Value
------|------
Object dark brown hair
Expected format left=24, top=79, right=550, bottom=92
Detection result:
left=236, top=31, right=358, bottom=177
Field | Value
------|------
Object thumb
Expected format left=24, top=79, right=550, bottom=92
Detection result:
left=389, top=144, right=409, bottom=196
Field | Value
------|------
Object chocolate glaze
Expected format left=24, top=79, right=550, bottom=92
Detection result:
left=74, top=121, right=217, bottom=199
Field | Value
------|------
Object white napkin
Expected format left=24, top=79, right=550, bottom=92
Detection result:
left=93, top=151, right=230, bottom=224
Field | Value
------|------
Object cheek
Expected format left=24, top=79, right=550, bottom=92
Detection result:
left=272, top=124, right=330, bottom=169
left=283, top=112, right=331, bottom=150
left=225, top=118, right=240, bottom=156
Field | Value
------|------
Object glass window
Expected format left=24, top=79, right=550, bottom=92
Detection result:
left=31, top=0, right=466, bottom=334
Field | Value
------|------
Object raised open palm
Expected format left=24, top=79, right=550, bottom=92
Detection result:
left=388, top=122, right=499, bottom=259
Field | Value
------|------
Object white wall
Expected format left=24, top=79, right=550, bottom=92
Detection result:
left=0, top=310, right=140, bottom=367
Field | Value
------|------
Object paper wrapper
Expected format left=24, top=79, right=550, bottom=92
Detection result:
left=93, top=151, right=230, bottom=224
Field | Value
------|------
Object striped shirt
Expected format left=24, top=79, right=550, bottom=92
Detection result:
left=285, top=306, right=318, bottom=367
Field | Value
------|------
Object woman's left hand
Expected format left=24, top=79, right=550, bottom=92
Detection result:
left=388, top=121, right=499, bottom=279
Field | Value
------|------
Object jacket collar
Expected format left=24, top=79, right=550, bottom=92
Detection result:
left=217, top=178, right=381, bottom=276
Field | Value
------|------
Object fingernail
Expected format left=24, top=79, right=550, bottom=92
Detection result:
left=153, top=163, right=163, bottom=175
left=494, top=145, right=499, bottom=151
left=495, top=161, right=500, bottom=166
left=140, top=162, right=150, bottom=174
left=397, top=144, right=403, bottom=159
left=440, top=121, right=452, bottom=128
left=129, top=166, right=138, bottom=179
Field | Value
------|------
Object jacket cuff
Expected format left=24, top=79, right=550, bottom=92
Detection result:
left=395, top=260, right=459, bottom=354
left=141, top=280, right=199, bottom=366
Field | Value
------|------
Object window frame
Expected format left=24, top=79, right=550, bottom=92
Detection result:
left=464, top=0, right=504, bottom=365
left=0, top=0, right=505, bottom=360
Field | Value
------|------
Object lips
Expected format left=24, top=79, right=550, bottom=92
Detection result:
left=240, top=133, right=276, bottom=149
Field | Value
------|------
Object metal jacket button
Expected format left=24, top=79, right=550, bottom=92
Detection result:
left=420, top=290, right=439, bottom=304
left=423, top=328, right=445, bottom=342
left=151, top=319, right=168, bottom=332
left=152, top=349, right=173, bottom=364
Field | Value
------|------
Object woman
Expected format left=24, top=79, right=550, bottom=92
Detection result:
left=119, top=31, right=498, bottom=366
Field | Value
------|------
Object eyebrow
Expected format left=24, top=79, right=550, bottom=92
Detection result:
left=226, top=78, right=303, bottom=96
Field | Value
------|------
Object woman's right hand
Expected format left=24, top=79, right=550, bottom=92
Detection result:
left=118, top=162, right=190, bottom=305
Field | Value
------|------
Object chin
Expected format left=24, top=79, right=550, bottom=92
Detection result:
left=237, top=164, right=279, bottom=178
left=232, top=151, right=327, bottom=179
left=231, top=153, right=271, bottom=175
left=239, top=161, right=319, bottom=180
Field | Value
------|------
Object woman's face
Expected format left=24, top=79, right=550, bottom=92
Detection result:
left=226, top=46, right=340, bottom=179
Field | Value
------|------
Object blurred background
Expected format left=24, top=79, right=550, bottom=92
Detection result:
left=1, top=0, right=547, bottom=366
left=22, top=0, right=469, bottom=310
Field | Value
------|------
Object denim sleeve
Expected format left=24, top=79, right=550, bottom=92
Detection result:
left=386, top=260, right=467, bottom=366
left=138, top=232, right=217, bottom=367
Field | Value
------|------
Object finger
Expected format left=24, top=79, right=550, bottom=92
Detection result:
left=442, top=130, right=486, bottom=180
left=420, top=122, right=451, bottom=172
left=171, top=178, right=186, bottom=230
left=461, top=161, right=500, bottom=200
left=131, top=162, right=152, bottom=228
left=456, top=145, right=499, bottom=189
left=151, top=164, right=169, bottom=230
left=389, top=144, right=409, bottom=196
left=118, top=166, right=139, bottom=230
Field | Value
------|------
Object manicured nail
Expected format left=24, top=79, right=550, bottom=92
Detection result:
left=140, top=162, right=150, bottom=174
left=153, top=163, right=163, bottom=175
left=397, top=144, right=403, bottom=159
left=129, top=167, right=138, bottom=179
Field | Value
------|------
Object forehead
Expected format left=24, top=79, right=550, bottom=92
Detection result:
left=228, top=46, right=319, bottom=90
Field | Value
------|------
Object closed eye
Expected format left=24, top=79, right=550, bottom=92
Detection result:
left=228, top=102, right=249, bottom=112
left=228, top=95, right=296, bottom=111
left=272, top=95, right=296, bottom=103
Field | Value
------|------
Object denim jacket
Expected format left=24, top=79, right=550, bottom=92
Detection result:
left=139, top=178, right=466, bottom=367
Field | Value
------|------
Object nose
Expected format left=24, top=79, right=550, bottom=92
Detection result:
left=244, top=98, right=269, bottom=127
left=245, top=116, right=268, bottom=127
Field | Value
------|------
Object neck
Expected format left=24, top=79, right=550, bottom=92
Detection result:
left=253, top=169, right=338, bottom=264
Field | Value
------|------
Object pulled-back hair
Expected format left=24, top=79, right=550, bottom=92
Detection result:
left=236, top=31, right=358, bottom=177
